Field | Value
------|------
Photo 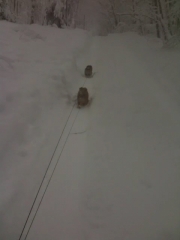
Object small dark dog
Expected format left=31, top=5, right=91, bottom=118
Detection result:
left=84, top=65, right=93, bottom=77
left=77, top=87, right=89, bottom=108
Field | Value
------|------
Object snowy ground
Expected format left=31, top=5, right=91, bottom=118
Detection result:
left=0, top=21, right=92, bottom=239
left=22, top=34, right=180, bottom=240
left=1, top=21, right=180, bottom=240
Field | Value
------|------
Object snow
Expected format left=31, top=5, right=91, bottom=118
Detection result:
left=0, top=21, right=91, bottom=239
left=1, top=21, right=180, bottom=240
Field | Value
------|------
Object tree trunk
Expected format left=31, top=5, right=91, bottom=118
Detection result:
left=158, top=0, right=171, bottom=40
left=153, top=0, right=161, bottom=38
left=132, top=0, right=136, bottom=24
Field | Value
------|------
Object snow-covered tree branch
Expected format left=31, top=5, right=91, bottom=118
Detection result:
left=0, top=0, right=180, bottom=43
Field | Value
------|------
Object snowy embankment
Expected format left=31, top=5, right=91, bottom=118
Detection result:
left=0, top=21, right=92, bottom=239
left=81, top=34, right=180, bottom=240
left=119, top=32, right=180, bottom=106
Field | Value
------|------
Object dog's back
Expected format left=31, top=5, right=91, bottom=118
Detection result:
left=85, top=65, right=93, bottom=77
left=77, top=87, right=89, bottom=108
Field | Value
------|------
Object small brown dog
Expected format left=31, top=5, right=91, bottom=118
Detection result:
left=84, top=65, right=93, bottom=77
left=77, top=87, right=89, bottom=108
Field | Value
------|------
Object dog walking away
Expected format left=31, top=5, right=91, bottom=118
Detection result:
left=77, top=87, right=89, bottom=108
left=84, top=65, right=93, bottom=77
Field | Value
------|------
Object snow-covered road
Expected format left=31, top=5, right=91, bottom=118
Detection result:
left=24, top=34, right=180, bottom=240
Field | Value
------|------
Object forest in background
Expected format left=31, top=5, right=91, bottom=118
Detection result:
left=0, top=0, right=180, bottom=45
